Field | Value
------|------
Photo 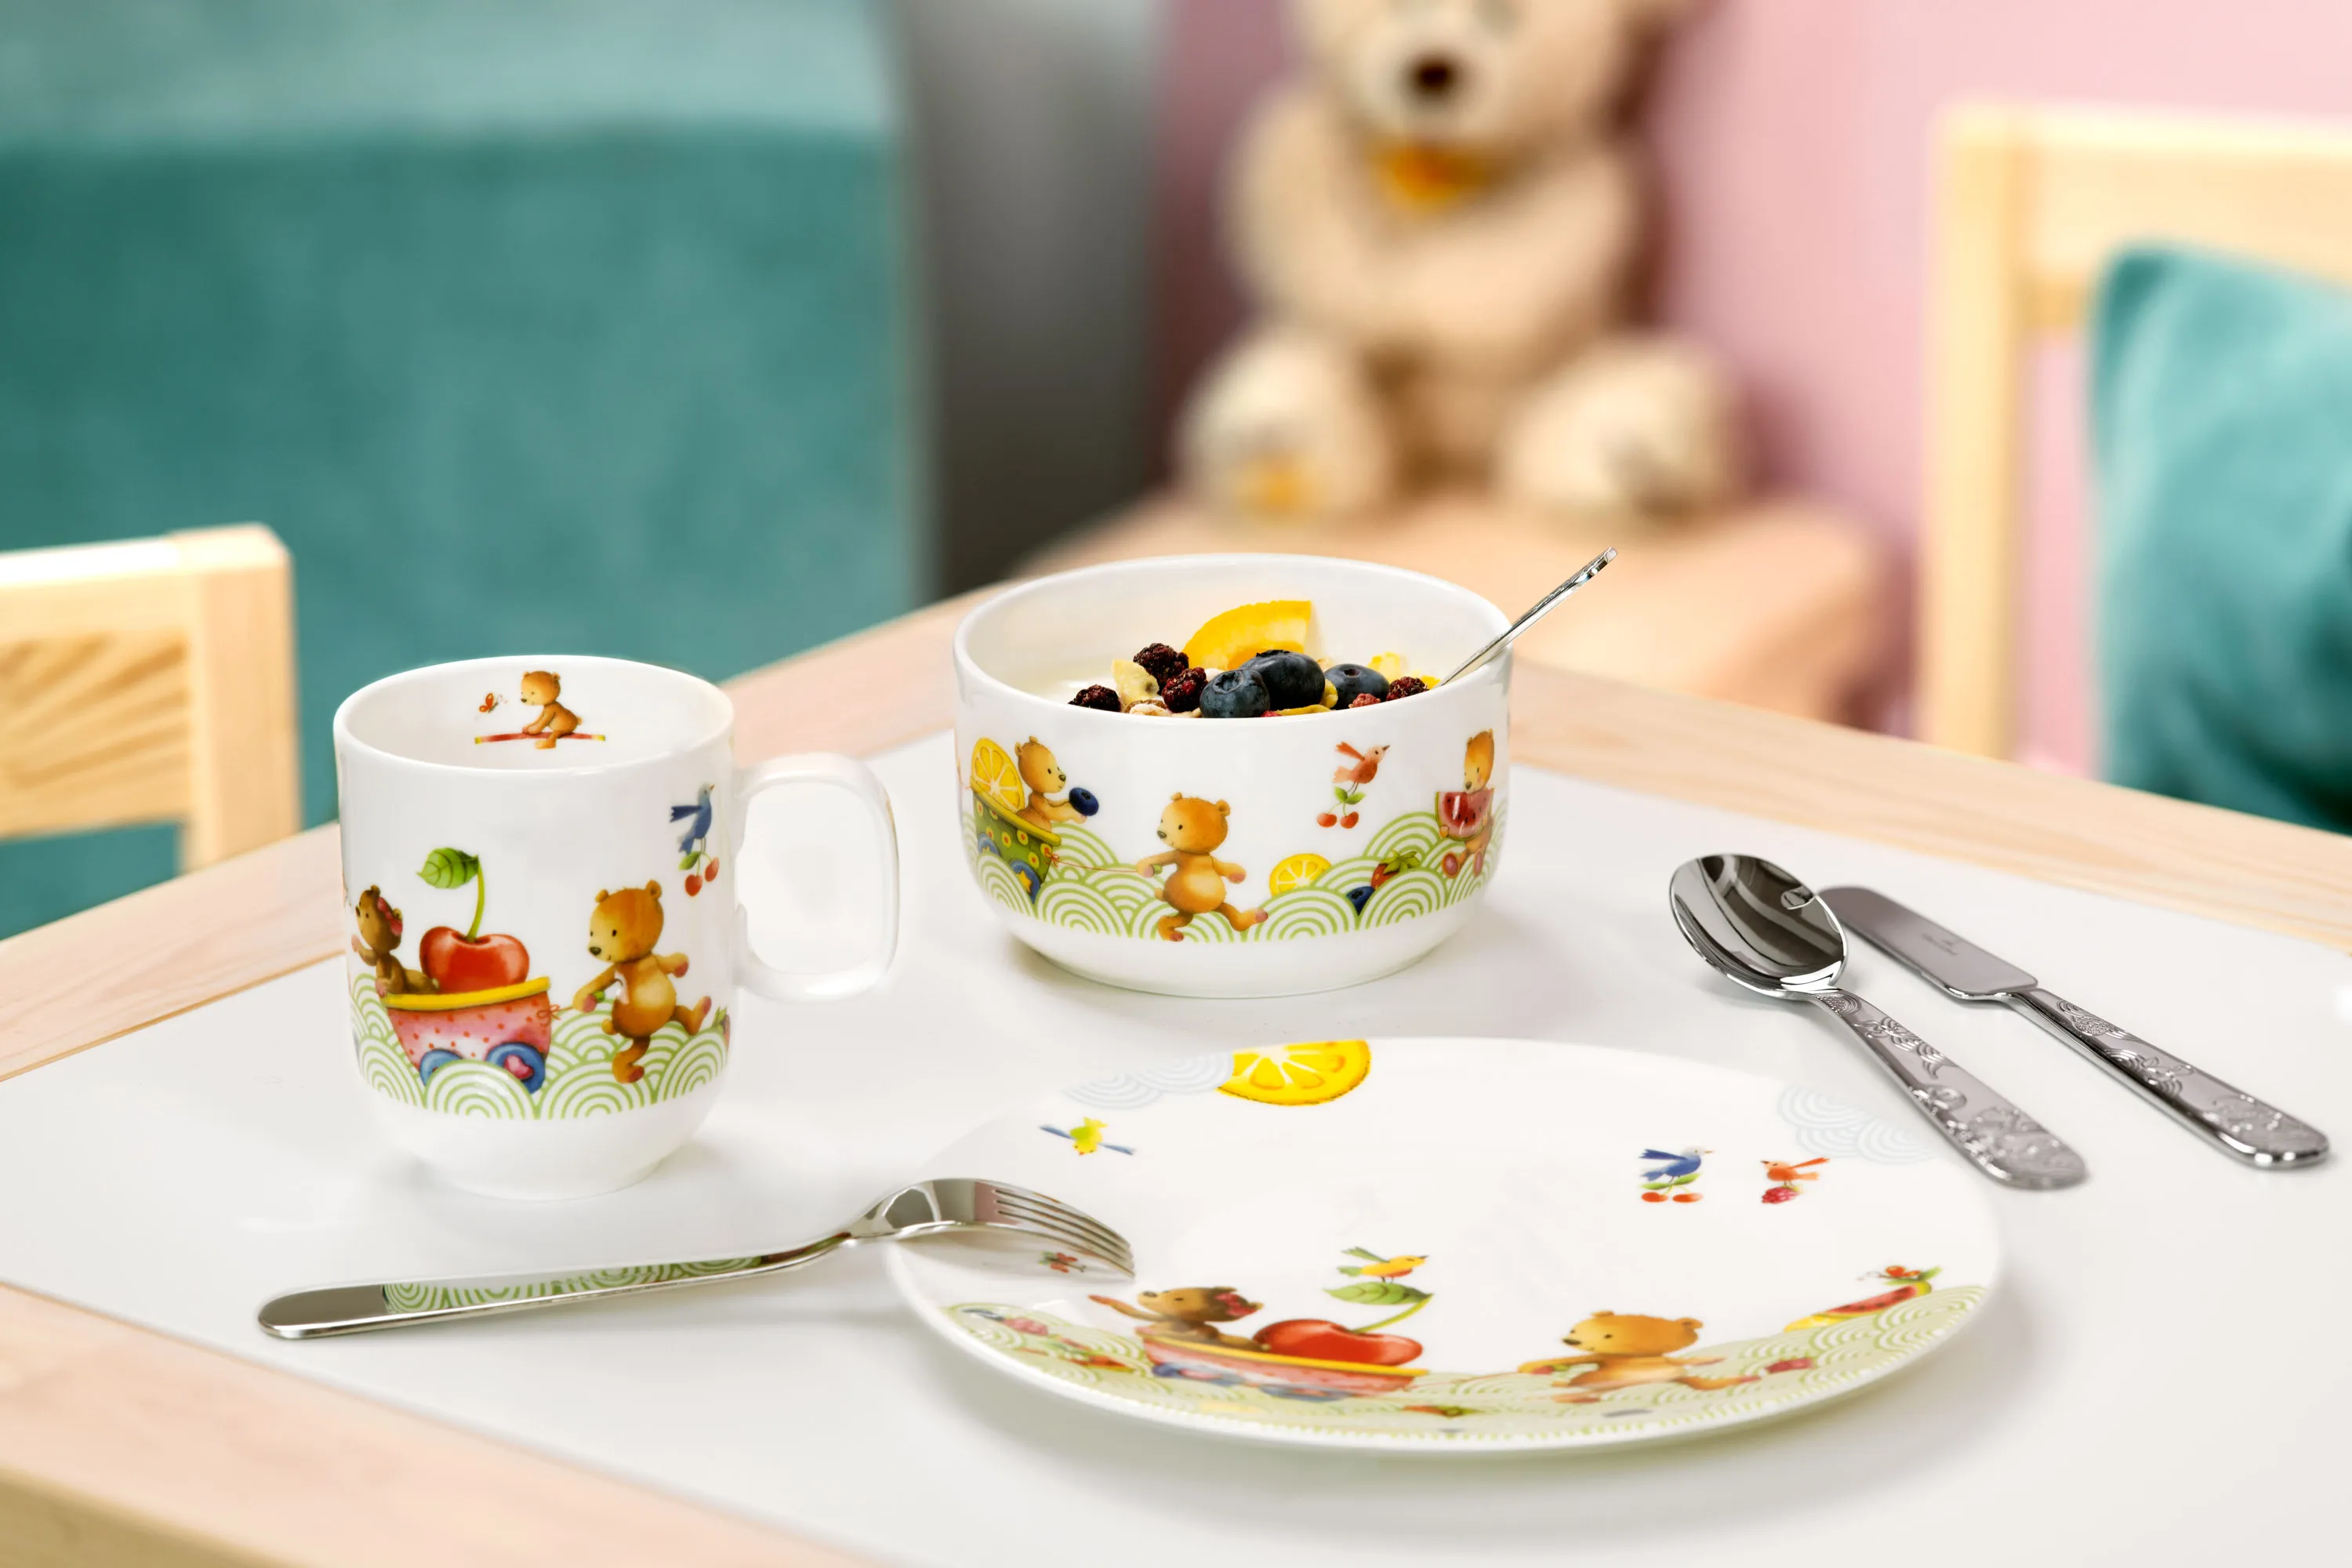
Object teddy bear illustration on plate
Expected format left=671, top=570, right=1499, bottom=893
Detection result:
left=1134, top=794, right=1266, bottom=940
left=571, top=882, right=711, bottom=1084
left=1517, top=1312, right=1759, bottom=1403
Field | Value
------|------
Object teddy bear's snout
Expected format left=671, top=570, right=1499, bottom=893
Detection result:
left=1407, top=53, right=1462, bottom=103
left=588, top=943, right=603, bottom=958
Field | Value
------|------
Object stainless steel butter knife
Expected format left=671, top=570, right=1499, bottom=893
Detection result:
left=1821, top=887, right=2327, bottom=1167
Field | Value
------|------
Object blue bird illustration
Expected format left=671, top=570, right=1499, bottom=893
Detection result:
left=1640, top=1147, right=1709, bottom=1181
left=670, top=784, right=715, bottom=859
left=1639, top=1145, right=1711, bottom=1204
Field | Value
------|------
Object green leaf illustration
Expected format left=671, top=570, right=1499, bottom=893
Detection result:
left=1325, top=1279, right=1428, bottom=1307
left=417, top=848, right=481, bottom=890
left=417, top=847, right=488, bottom=938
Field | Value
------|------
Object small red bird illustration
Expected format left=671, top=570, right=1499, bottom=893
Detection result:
left=1333, top=742, right=1388, bottom=788
left=1762, top=1156, right=1829, bottom=1203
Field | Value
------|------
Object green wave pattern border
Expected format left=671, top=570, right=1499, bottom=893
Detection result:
left=964, top=801, right=1506, bottom=944
left=946, top=1283, right=1984, bottom=1444
left=347, top=973, right=728, bottom=1122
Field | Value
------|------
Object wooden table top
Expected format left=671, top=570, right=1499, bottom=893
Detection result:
left=3, top=590, right=2348, bottom=1566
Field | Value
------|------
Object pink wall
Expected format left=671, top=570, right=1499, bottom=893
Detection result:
left=1156, top=0, right=2352, bottom=769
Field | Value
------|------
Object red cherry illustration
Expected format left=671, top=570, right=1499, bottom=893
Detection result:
left=1671, top=1192, right=1703, bottom=1203
left=1316, top=812, right=1338, bottom=828
left=1641, top=1191, right=1668, bottom=1203
left=685, top=874, right=702, bottom=896
left=1340, top=811, right=1359, bottom=828
left=702, top=857, right=720, bottom=881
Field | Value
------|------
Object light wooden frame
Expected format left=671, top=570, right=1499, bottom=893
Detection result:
left=0, top=524, right=300, bottom=871
left=1920, top=103, right=2352, bottom=757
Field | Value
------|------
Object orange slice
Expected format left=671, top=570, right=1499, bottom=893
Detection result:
left=969, top=739, right=1025, bottom=815
left=1267, top=853, right=1330, bottom=898
left=1218, top=1039, right=1371, bottom=1106
left=1184, top=599, right=1312, bottom=674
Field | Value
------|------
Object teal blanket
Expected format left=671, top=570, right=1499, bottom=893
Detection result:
left=0, top=1, right=927, bottom=937
left=2096, top=245, right=2352, bottom=832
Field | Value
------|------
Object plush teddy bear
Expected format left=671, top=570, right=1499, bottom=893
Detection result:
left=1180, top=0, right=1744, bottom=525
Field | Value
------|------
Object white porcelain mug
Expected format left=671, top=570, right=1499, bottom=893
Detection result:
left=333, top=655, right=898, bottom=1199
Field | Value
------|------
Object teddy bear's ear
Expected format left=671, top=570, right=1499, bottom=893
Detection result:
left=596, top=888, right=612, bottom=902
left=1214, top=800, right=1230, bottom=815
left=1678, top=1316, right=1704, bottom=1330
left=644, top=880, right=662, bottom=898
left=1171, top=791, right=1185, bottom=803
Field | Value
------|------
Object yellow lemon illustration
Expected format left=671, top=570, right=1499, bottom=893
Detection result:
left=1267, top=853, right=1331, bottom=898
left=1219, top=1040, right=1372, bottom=1106
left=1184, top=599, right=1312, bottom=673
left=969, top=739, right=1025, bottom=815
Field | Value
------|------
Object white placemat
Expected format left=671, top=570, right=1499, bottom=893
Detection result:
left=2, top=734, right=2347, bottom=1567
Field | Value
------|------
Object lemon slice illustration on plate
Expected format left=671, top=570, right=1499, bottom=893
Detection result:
left=1219, top=1040, right=1372, bottom=1106
left=1267, top=852, right=1331, bottom=898
left=970, top=739, right=1025, bottom=815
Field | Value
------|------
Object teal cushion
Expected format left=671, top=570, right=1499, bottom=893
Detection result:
left=2094, top=245, right=2352, bottom=831
left=0, top=0, right=927, bottom=938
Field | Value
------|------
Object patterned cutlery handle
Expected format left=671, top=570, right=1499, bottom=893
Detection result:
left=1814, top=989, right=2089, bottom=1189
left=257, top=1237, right=848, bottom=1339
left=2013, top=989, right=2328, bottom=1167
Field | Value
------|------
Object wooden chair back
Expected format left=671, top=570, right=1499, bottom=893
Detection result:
left=0, top=525, right=299, bottom=870
left=1922, top=103, right=2352, bottom=757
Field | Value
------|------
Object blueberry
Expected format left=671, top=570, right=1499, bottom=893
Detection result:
left=1069, top=787, right=1099, bottom=817
left=1346, top=885, right=1374, bottom=914
left=1326, top=662, right=1389, bottom=707
left=1245, top=649, right=1326, bottom=709
left=1199, top=668, right=1271, bottom=718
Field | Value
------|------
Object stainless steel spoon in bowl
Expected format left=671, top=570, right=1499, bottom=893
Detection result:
left=1441, top=547, right=1615, bottom=686
left=1669, top=853, right=2088, bottom=1190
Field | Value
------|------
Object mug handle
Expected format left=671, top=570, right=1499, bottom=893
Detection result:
left=730, top=753, right=900, bottom=1001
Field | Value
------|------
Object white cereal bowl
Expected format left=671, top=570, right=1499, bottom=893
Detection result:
left=952, top=555, right=1511, bottom=998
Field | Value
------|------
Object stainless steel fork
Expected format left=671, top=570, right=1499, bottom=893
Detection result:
left=257, top=1178, right=1133, bottom=1340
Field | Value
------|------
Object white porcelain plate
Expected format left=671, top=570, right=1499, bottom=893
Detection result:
left=889, top=1037, right=2001, bottom=1452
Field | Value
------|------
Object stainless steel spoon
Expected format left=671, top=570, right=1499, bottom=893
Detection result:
left=1669, top=853, right=2088, bottom=1189
left=1441, top=547, right=1614, bottom=685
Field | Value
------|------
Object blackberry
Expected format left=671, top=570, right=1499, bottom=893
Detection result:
left=1069, top=684, right=1123, bottom=713
left=1383, top=676, right=1430, bottom=701
left=1132, top=642, right=1189, bottom=688
left=1347, top=692, right=1382, bottom=709
left=1160, top=666, right=1208, bottom=713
